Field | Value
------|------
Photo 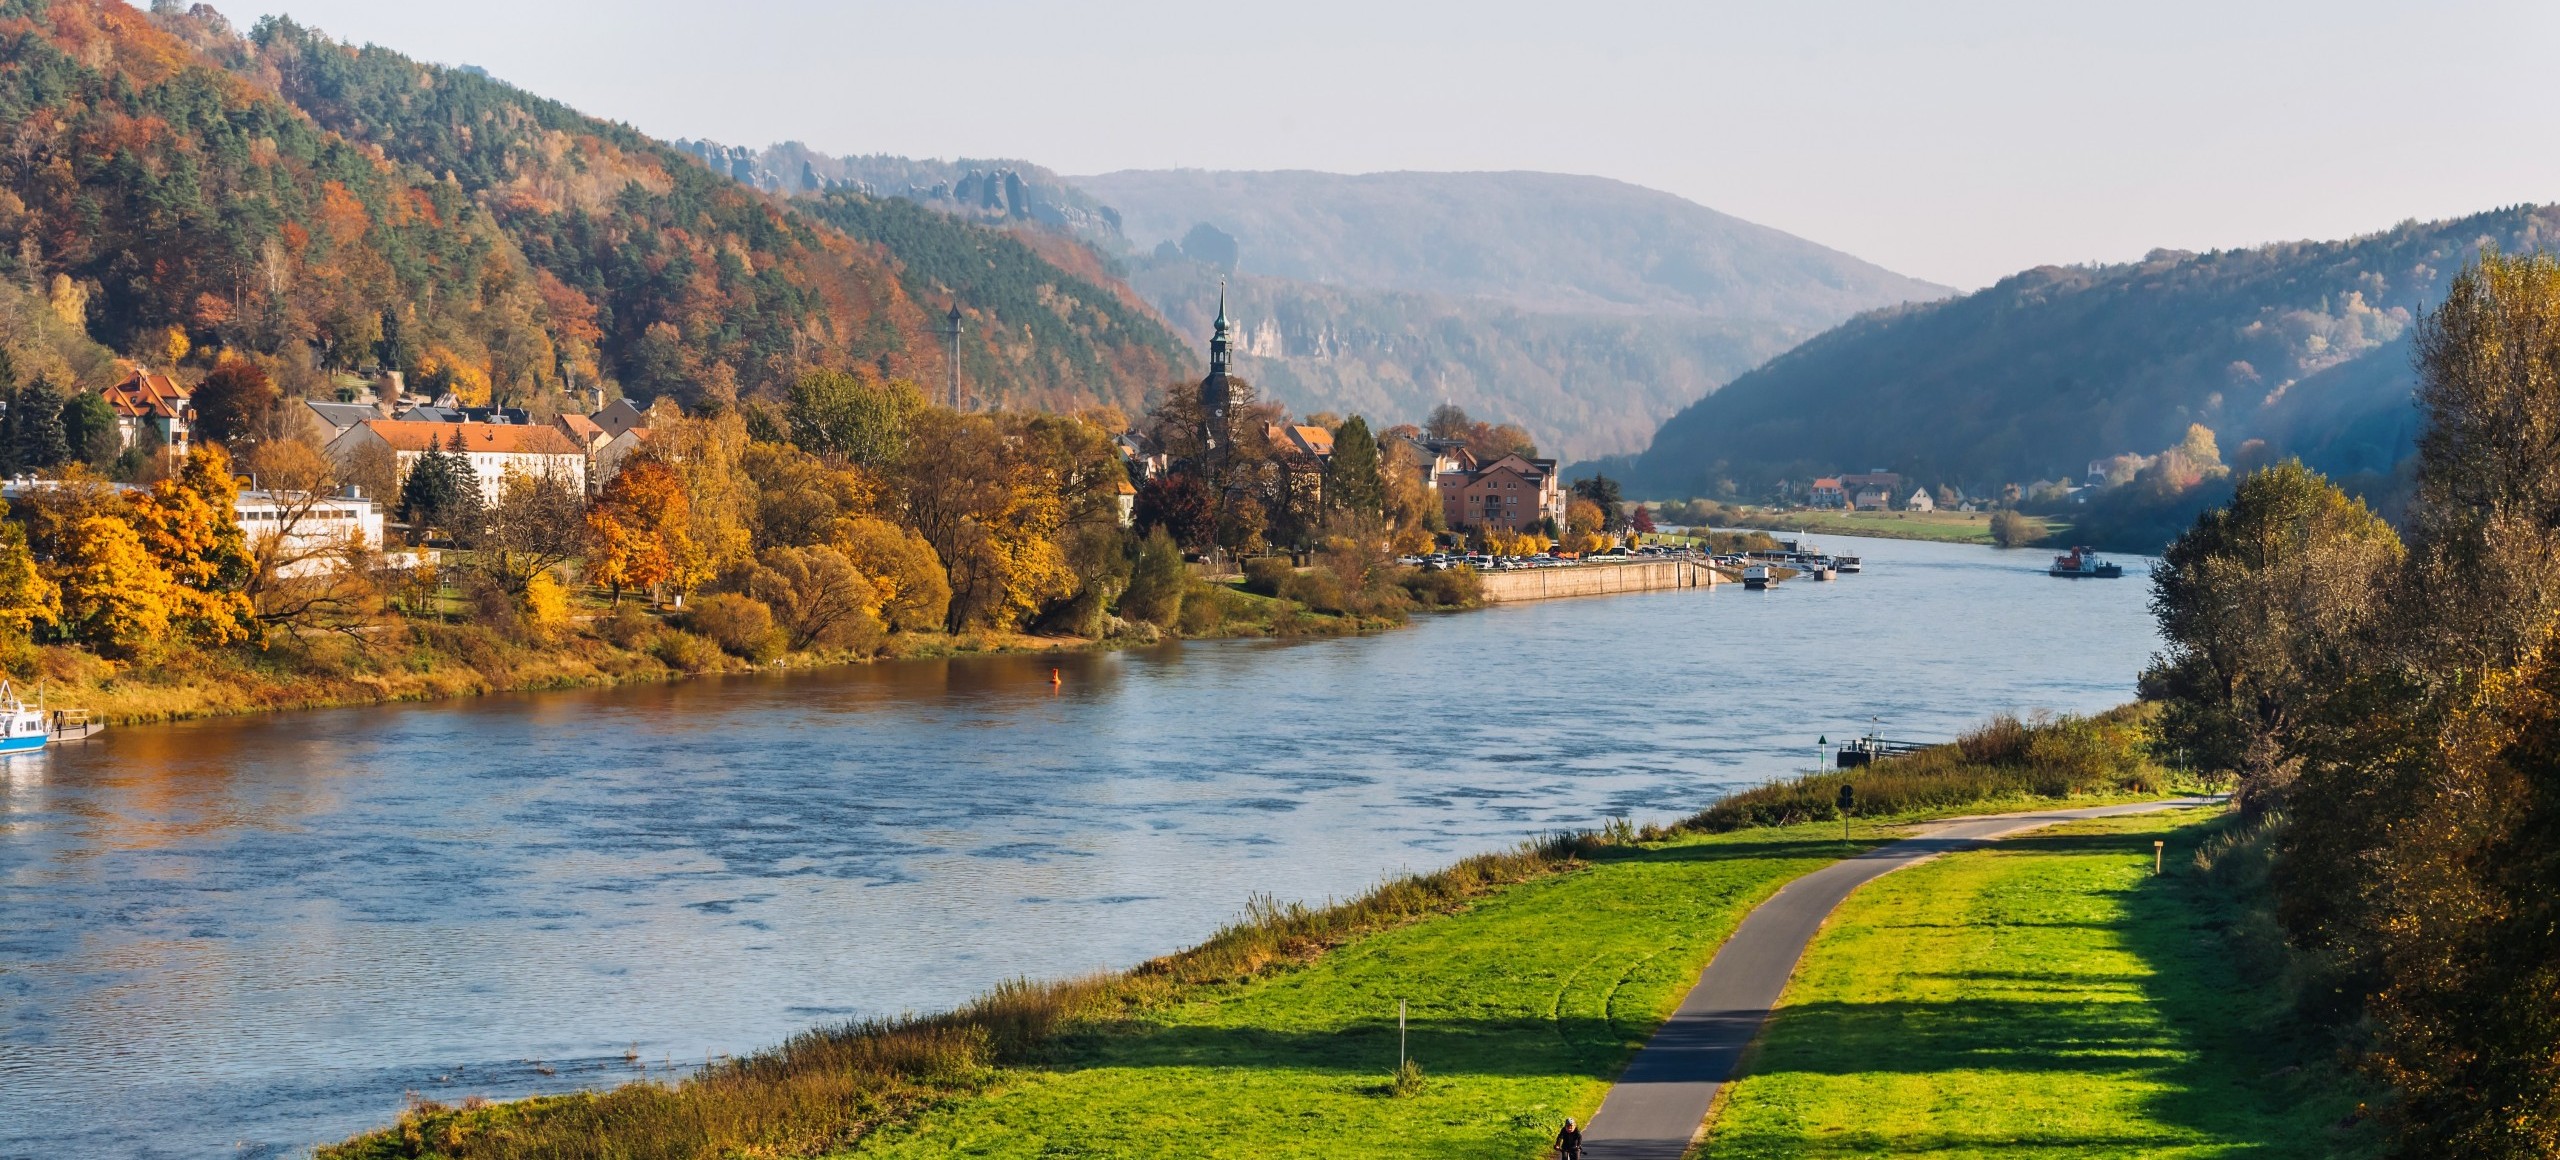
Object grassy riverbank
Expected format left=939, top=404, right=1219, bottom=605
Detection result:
left=23, top=576, right=1408, bottom=728
left=1721, top=508, right=2067, bottom=546
left=325, top=712, right=2222, bottom=1159
left=1708, top=808, right=2379, bottom=1158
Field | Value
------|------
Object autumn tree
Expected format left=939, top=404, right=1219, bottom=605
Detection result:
left=51, top=515, right=178, bottom=657
left=586, top=457, right=684, bottom=606
left=833, top=516, right=949, bottom=633
left=749, top=544, right=884, bottom=652
left=2140, top=461, right=2401, bottom=811
left=0, top=499, right=59, bottom=636
left=1132, top=472, right=1217, bottom=551
left=472, top=468, right=588, bottom=598
left=786, top=369, right=924, bottom=468
left=127, top=444, right=256, bottom=644
left=741, top=440, right=878, bottom=550
left=237, top=439, right=378, bottom=634
left=190, top=358, right=282, bottom=449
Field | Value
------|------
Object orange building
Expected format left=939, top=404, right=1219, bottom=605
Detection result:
left=1438, top=452, right=1565, bottom=533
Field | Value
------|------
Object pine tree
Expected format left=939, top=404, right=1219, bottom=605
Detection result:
left=62, top=390, right=121, bottom=468
left=1329, top=416, right=1385, bottom=517
left=10, top=377, right=70, bottom=474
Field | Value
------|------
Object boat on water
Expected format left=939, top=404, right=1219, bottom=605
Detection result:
left=1810, top=561, right=1837, bottom=580
left=0, top=681, right=103, bottom=752
left=1833, top=554, right=1862, bottom=573
left=1743, top=563, right=1774, bottom=590
left=2048, top=546, right=2125, bottom=579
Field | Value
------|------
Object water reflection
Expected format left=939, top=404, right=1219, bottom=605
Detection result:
left=1, top=535, right=2159, bottom=1158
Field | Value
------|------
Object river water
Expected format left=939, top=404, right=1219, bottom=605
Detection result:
left=0, top=535, right=2160, bottom=1158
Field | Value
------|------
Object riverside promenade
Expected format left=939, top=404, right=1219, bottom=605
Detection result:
left=1581, top=796, right=2224, bottom=1159
left=1475, top=558, right=1722, bottom=603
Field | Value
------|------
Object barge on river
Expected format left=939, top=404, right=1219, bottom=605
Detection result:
left=2048, top=546, right=2124, bottom=579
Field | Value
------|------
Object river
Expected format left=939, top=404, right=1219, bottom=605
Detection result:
left=0, top=534, right=2160, bottom=1158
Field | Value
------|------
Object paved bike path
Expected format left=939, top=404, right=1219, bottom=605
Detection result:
left=1581, top=797, right=2222, bottom=1160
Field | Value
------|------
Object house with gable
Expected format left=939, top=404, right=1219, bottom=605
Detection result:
left=1439, top=451, right=1566, bottom=534
left=103, top=368, right=191, bottom=458
left=325, top=419, right=586, bottom=505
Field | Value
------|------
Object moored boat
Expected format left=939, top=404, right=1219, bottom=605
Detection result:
left=1833, top=554, right=1862, bottom=573
left=0, top=681, right=103, bottom=752
left=2048, top=546, right=2124, bottom=579
left=1743, top=563, right=1773, bottom=590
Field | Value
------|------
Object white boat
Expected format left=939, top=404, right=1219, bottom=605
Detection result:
left=1834, top=554, right=1863, bottom=573
left=1743, top=563, right=1773, bottom=590
left=0, top=681, right=102, bottom=752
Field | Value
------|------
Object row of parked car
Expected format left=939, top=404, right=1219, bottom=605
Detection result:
left=1398, top=545, right=1702, bottom=572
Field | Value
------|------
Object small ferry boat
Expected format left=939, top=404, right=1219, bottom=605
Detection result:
left=1743, top=563, right=1774, bottom=590
left=2048, top=546, right=2124, bottom=579
left=1810, top=560, right=1837, bottom=580
left=1833, top=554, right=1862, bottom=574
left=0, top=681, right=103, bottom=752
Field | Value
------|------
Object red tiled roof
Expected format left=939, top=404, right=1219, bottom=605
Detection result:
left=357, top=420, right=582, bottom=456
left=105, top=371, right=188, bottom=419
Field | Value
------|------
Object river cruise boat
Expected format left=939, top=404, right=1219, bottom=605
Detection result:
left=0, top=681, right=102, bottom=752
left=1743, top=563, right=1774, bottom=589
left=1833, top=554, right=1862, bottom=573
left=2048, top=546, right=2124, bottom=579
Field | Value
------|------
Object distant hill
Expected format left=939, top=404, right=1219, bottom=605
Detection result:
left=0, top=2, right=1185, bottom=416
left=1615, top=205, right=2560, bottom=500
left=1071, top=170, right=1949, bottom=458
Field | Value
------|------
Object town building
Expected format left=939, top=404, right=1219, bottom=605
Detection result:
left=324, top=419, right=587, bottom=505
left=592, top=398, right=650, bottom=441
left=1905, top=486, right=1935, bottom=512
left=1439, top=452, right=1566, bottom=534
left=592, top=426, right=654, bottom=487
left=1853, top=486, right=1892, bottom=511
left=1808, top=477, right=1847, bottom=509
left=554, top=412, right=610, bottom=455
left=103, top=369, right=190, bottom=458
left=234, top=487, right=386, bottom=577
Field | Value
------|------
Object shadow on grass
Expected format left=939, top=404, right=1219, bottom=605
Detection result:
left=1042, top=1015, right=1644, bottom=1079
left=1596, top=838, right=1896, bottom=866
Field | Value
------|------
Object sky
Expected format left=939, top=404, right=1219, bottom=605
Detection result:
left=222, top=0, right=2560, bottom=289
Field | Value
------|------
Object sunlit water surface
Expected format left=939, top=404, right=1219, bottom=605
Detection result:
left=1, top=535, right=2159, bottom=1157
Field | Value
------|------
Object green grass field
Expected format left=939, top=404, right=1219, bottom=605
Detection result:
left=1724, top=509, right=2065, bottom=546
left=839, top=825, right=1878, bottom=1159
left=1704, top=809, right=2378, bottom=1159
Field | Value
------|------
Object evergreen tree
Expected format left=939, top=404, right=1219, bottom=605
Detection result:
left=62, top=390, right=121, bottom=468
left=1329, top=416, right=1385, bottom=517
left=9, top=377, right=70, bottom=474
left=398, top=440, right=481, bottom=539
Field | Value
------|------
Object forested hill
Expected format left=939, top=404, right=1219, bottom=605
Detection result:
left=0, top=1, right=1185, bottom=414
left=1616, top=205, right=2560, bottom=497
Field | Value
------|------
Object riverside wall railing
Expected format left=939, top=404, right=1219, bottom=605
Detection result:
left=1475, top=559, right=1722, bottom=604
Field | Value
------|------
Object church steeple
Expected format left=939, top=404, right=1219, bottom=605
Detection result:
left=1209, top=280, right=1232, bottom=376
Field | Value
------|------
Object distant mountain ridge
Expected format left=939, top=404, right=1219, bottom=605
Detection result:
left=1612, top=205, right=2560, bottom=500
left=1076, top=169, right=1949, bottom=457
left=1074, top=169, right=1948, bottom=320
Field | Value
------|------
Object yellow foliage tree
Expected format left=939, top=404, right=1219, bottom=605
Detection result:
left=0, top=502, right=60, bottom=636
left=127, top=444, right=256, bottom=645
left=53, top=515, right=178, bottom=657
left=832, top=516, right=949, bottom=633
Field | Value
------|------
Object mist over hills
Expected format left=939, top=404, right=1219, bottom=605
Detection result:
left=1611, top=205, right=2560, bottom=503
left=1078, top=169, right=1949, bottom=457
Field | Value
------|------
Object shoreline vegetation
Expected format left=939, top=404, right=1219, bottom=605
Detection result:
left=323, top=707, right=2226, bottom=1160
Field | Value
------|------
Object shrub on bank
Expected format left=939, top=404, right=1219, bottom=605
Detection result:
left=1687, top=705, right=2179, bottom=831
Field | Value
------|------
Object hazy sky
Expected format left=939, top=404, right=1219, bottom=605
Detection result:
left=225, top=0, right=2560, bottom=289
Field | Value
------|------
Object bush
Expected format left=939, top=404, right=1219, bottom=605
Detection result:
left=686, top=594, right=784, bottom=661
left=1277, top=566, right=1349, bottom=614
left=1399, top=565, right=1482, bottom=608
left=1990, top=509, right=2041, bottom=548
left=1177, top=577, right=1238, bottom=636
left=1241, top=556, right=1293, bottom=597
left=598, top=603, right=659, bottom=649
left=1686, top=705, right=2170, bottom=831
left=1118, top=527, right=1186, bottom=628
left=650, top=629, right=725, bottom=673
